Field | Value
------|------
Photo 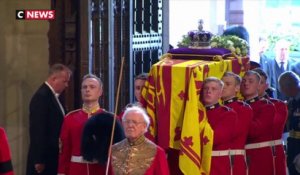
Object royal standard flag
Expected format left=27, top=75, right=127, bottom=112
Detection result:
left=179, top=65, right=214, bottom=175
left=141, top=57, right=235, bottom=148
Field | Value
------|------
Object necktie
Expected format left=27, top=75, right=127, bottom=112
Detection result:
left=280, top=62, right=285, bottom=72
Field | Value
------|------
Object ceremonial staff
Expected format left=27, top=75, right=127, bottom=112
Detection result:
left=105, top=57, right=125, bottom=175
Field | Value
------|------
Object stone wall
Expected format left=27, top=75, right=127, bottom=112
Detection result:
left=0, top=1, right=50, bottom=174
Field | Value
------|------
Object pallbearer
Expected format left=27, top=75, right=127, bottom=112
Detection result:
left=253, top=68, right=287, bottom=175
left=201, top=77, right=237, bottom=175
left=221, top=72, right=253, bottom=175
left=241, top=71, right=275, bottom=175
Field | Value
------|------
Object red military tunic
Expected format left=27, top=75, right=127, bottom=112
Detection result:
left=223, top=98, right=253, bottom=175
left=245, top=97, right=275, bottom=175
left=111, top=136, right=169, bottom=175
left=264, top=95, right=288, bottom=175
left=206, top=103, right=237, bottom=175
left=58, top=108, right=105, bottom=175
left=0, top=128, right=13, bottom=175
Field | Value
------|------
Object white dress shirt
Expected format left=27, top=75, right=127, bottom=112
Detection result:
left=45, top=81, right=65, bottom=116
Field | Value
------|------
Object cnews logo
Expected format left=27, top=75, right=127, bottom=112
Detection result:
left=16, top=10, right=55, bottom=20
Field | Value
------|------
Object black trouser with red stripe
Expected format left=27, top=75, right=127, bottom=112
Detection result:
left=0, top=159, right=13, bottom=175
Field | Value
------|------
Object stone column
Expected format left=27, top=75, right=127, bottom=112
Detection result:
left=225, top=0, right=244, bottom=26
left=0, top=1, right=50, bottom=174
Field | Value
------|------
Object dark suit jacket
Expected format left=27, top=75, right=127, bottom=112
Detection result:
left=26, top=83, right=65, bottom=175
left=259, top=53, right=270, bottom=71
left=263, top=58, right=292, bottom=100
left=291, top=61, right=300, bottom=76
left=286, top=96, right=300, bottom=175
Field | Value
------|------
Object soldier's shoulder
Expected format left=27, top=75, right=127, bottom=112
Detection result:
left=220, top=105, right=233, bottom=112
left=65, top=109, right=81, bottom=117
left=270, top=98, right=286, bottom=105
left=237, top=100, right=251, bottom=108
left=259, top=98, right=273, bottom=105
left=236, top=99, right=245, bottom=105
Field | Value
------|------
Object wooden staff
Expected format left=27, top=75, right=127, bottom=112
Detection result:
left=105, top=57, right=125, bottom=175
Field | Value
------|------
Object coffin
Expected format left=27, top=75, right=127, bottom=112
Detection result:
left=141, top=47, right=249, bottom=149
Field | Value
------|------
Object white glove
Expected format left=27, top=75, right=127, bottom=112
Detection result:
left=293, top=153, right=300, bottom=173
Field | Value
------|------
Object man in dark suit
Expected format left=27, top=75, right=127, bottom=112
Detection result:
left=264, top=39, right=293, bottom=100
left=292, top=61, right=300, bottom=77
left=279, top=71, right=300, bottom=175
left=26, top=63, right=71, bottom=175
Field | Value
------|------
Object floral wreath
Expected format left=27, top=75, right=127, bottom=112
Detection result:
left=210, top=35, right=249, bottom=57
left=177, top=34, right=249, bottom=57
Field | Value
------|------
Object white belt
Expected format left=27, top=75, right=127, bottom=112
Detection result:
left=212, top=149, right=245, bottom=156
left=212, top=150, right=230, bottom=156
left=230, top=149, right=245, bottom=155
left=272, top=139, right=283, bottom=146
left=245, top=140, right=282, bottom=150
left=71, top=156, right=98, bottom=164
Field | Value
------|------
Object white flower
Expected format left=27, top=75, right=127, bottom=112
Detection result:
left=210, top=35, right=249, bottom=57
left=210, top=42, right=218, bottom=47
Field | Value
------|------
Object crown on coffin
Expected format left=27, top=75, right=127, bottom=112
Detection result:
left=188, top=19, right=213, bottom=49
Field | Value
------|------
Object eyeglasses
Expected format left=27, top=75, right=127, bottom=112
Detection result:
left=122, top=120, right=145, bottom=126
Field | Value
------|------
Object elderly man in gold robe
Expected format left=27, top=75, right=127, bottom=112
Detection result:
left=111, top=106, right=170, bottom=175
